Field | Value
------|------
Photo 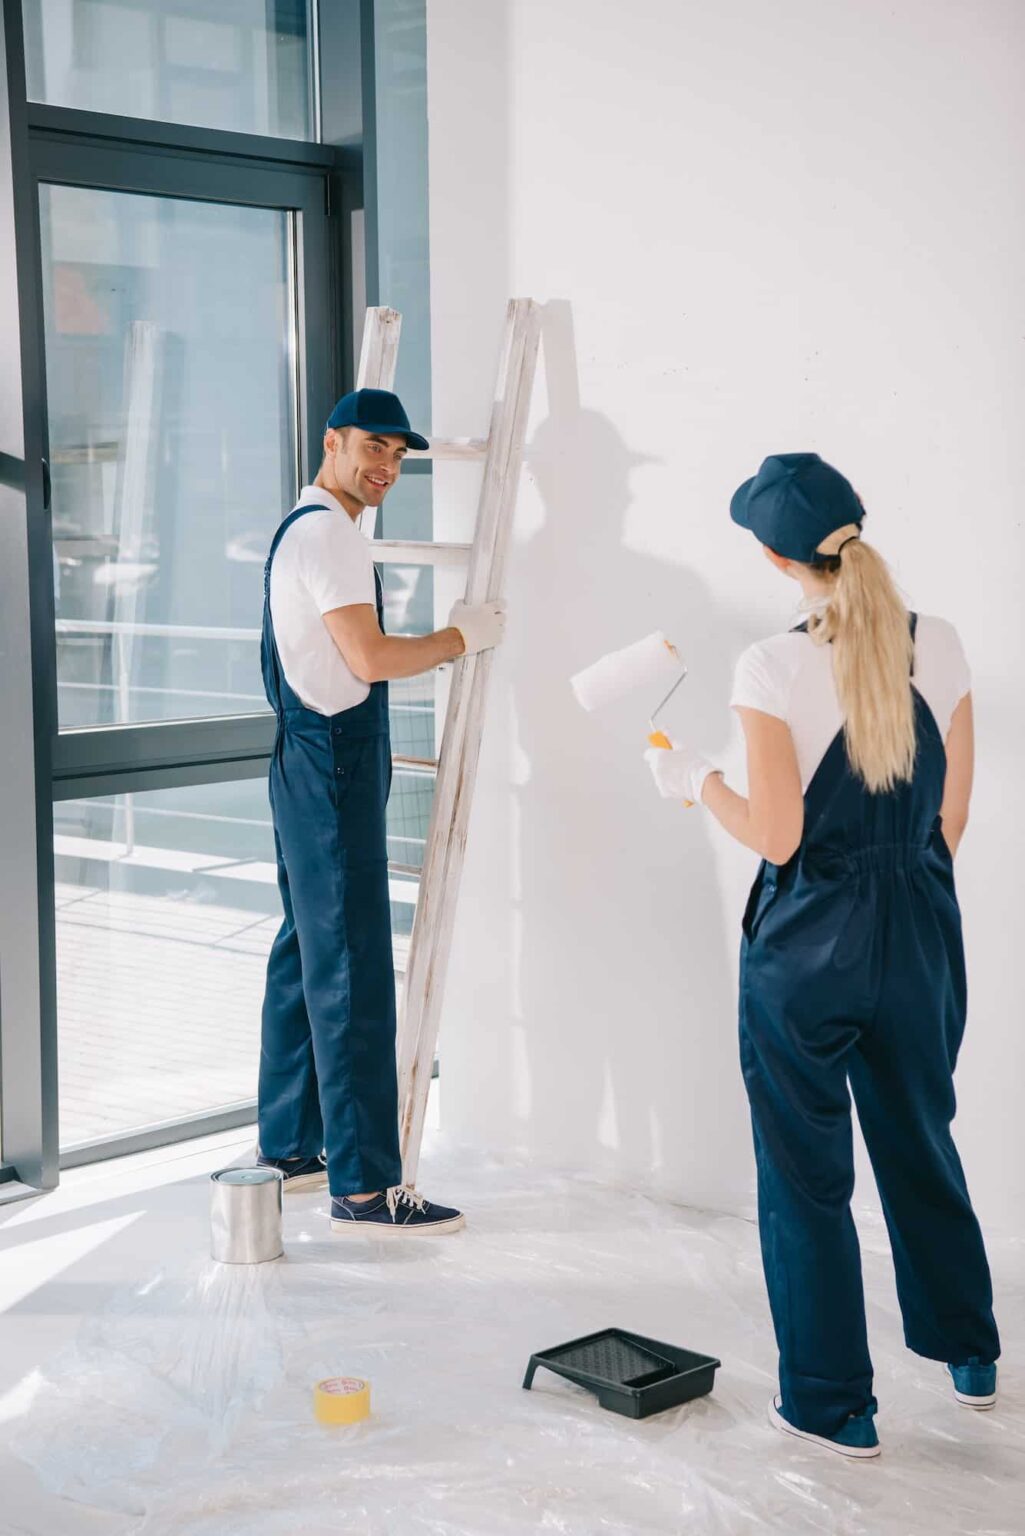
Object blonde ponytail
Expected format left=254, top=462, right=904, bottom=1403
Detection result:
left=805, top=524, right=916, bottom=793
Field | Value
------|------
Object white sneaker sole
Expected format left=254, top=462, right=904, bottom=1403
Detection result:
left=947, top=1362, right=998, bottom=1409
left=330, top=1213, right=466, bottom=1236
left=952, top=1386, right=997, bottom=1409
left=768, top=1397, right=881, bottom=1459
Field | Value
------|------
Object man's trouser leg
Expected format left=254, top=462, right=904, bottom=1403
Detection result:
left=269, top=724, right=402, bottom=1197
left=258, top=825, right=324, bottom=1160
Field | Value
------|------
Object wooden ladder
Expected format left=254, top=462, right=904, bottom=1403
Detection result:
left=357, top=300, right=541, bottom=1182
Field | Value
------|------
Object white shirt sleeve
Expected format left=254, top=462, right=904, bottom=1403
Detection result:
left=293, top=513, right=376, bottom=615
left=913, top=615, right=972, bottom=739
left=729, top=641, right=791, bottom=721
left=932, top=618, right=971, bottom=701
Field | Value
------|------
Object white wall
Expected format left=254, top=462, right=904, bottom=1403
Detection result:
left=424, top=0, right=1025, bottom=1231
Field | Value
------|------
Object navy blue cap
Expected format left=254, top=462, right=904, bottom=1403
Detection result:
left=730, top=452, right=864, bottom=562
left=325, top=388, right=429, bottom=451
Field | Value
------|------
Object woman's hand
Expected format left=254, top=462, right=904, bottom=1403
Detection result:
left=643, top=743, right=719, bottom=804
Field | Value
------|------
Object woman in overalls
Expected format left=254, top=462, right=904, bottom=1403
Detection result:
left=646, top=452, right=1000, bottom=1458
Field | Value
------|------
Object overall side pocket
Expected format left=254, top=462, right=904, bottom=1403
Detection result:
left=741, top=863, right=779, bottom=944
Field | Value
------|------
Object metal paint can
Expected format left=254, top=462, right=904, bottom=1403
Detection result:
left=210, top=1167, right=284, bottom=1264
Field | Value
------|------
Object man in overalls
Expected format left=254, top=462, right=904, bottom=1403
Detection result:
left=256, top=389, right=504, bottom=1233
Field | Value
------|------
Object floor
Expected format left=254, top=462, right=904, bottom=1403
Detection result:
left=0, top=1126, right=1021, bottom=1536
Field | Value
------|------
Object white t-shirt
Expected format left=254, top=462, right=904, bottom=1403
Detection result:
left=269, top=486, right=376, bottom=716
left=730, top=612, right=971, bottom=791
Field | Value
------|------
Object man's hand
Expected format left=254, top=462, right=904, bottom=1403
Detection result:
left=448, top=600, right=507, bottom=656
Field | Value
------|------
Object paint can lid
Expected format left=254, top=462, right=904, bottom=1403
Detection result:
left=211, top=1168, right=283, bottom=1185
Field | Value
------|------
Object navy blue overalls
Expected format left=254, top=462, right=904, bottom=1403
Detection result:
left=739, top=615, right=1000, bottom=1437
left=257, top=504, right=402, bottom=1197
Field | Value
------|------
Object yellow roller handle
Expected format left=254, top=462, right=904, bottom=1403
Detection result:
left=647, top=730, right=694, bottom=809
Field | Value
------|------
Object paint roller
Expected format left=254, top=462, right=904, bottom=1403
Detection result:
left=570, top=631, right=693, bottom=806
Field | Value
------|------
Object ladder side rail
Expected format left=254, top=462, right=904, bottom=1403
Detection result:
left=397, top=299, right=541, bottom=1180
left=357, top=306, right=401, bottom=390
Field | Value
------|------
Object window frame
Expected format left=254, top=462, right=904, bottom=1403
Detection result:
left=0, top=0, right=364, bottom=1191
left=33, top=118, right=336, bottom=779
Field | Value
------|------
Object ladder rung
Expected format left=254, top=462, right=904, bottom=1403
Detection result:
left=388, top=860, right=423, bottom=879
left=374, top=540, right=471, bottom=567
left=392, top=754, right=438, bottom=773
left=405, top=437, right=487, bottom=462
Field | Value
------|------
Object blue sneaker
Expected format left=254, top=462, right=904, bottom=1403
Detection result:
left=768, top=1395, right=881, bottom=1459
left=331, top=1184, right=465, bottom=1235
left=256, top=1153, right=328, bottom=1192
left=947, top=1360, right=997, bottom=1409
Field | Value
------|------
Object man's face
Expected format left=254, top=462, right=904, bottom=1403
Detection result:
left=327, top=428, right=408, bottom=508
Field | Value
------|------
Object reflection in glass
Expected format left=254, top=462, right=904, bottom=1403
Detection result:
left=39, top=184, right=297, bottom=728
left=24, top=0, right=313, bottom=141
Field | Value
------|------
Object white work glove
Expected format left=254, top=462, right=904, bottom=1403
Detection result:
left=644, top=743, right=719, bottom=806
left=449, top=599, right=507, bottom=656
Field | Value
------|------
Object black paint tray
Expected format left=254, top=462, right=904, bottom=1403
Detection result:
left=523, top=1327, right=720, bottom=1419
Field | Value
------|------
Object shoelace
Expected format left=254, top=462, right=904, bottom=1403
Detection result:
left=385, top=1184, right=428, bottom=1220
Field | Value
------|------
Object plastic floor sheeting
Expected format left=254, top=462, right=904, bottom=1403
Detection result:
left=4, top=1138, right=1022, bottom=1536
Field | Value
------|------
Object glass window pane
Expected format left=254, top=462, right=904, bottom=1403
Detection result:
left=24, top=0, right=313, bottom=141
left=379, top=472, right=436, bottom=755
left=39, top=184, right=297, bottom=727
left=388, top=762, right=432, bottom=872
left=383, top=564, right=435, bottom=760
left=377, top=463, right=433, bottom=542
left=378, top=474, right=437, bottom=906
left=55, top=780, right=277, bottom=1148
left=372, top=0, right=430, bottom=429
left=55, top=779, right=412, bottom=1150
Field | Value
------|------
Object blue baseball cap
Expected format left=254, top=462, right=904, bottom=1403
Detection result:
left=730, top=452, right=864, bottom=562
left=325, top=388, right=429, bottom=451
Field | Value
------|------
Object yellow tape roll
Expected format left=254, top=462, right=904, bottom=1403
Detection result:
left=314, top=1376, right=371, bottom=1425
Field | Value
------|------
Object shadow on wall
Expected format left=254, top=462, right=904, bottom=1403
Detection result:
left=503, top=299, right=753, bottom=1208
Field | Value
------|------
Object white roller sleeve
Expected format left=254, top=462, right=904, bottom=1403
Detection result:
left=570, top=630, right=681, bottom=712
